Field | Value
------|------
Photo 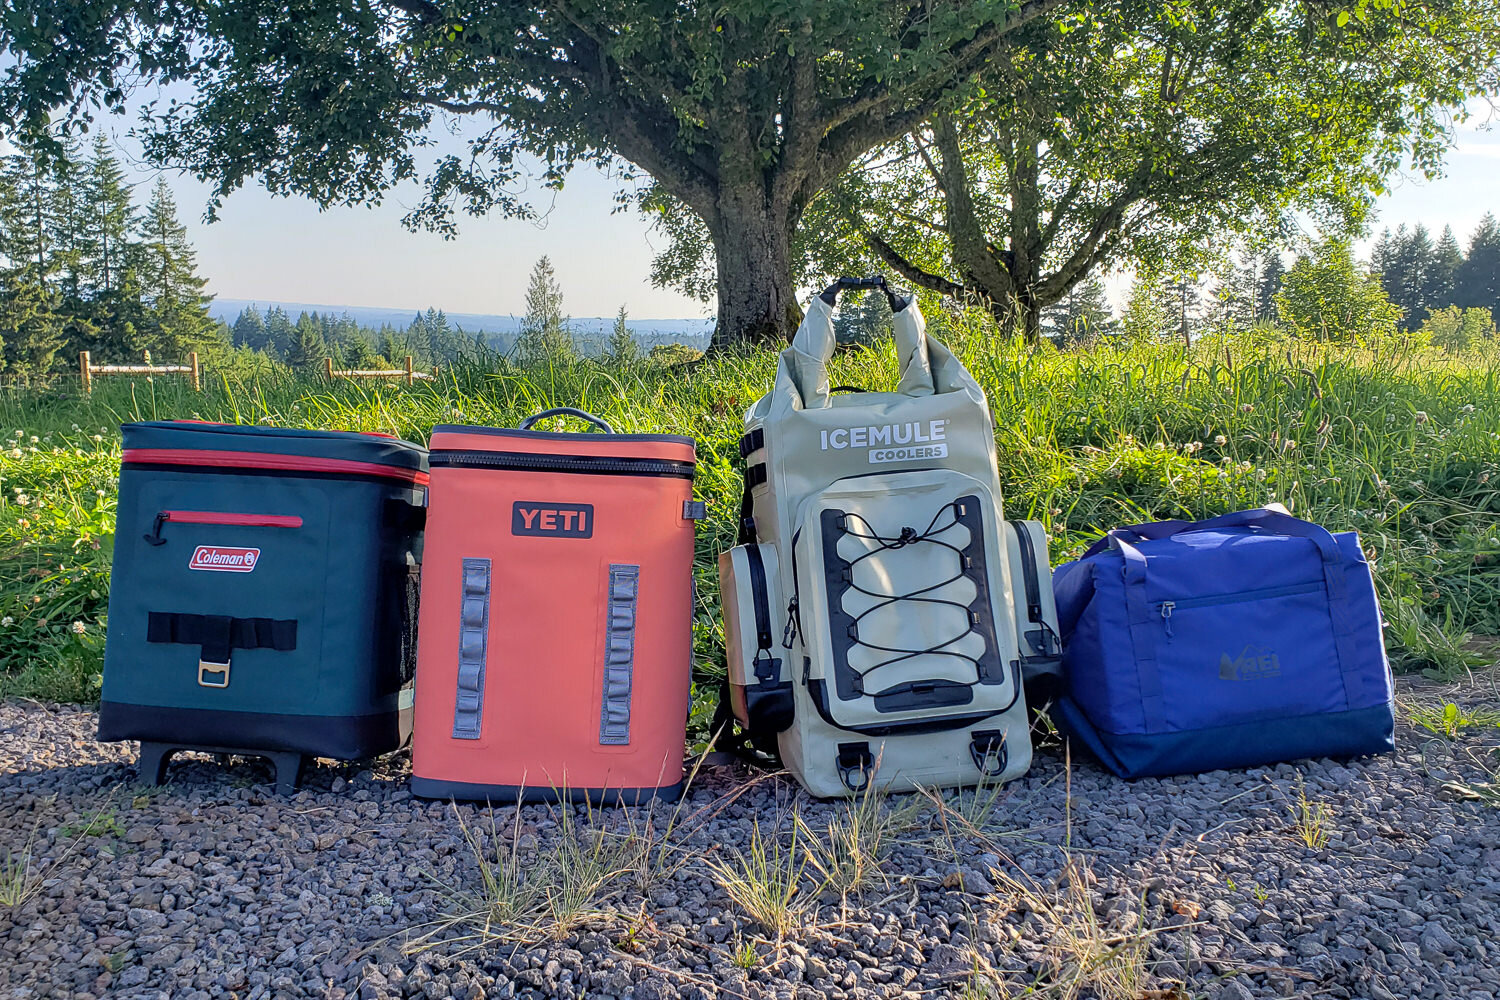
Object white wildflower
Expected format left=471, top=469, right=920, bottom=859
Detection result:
left=1414, top=411, right=1428, bottom=424
left=6, top=449, right=20, bottom=459
left=71, top=621, right=86, bottom=634
left=15, top=494, right=29, bottom=506
left=1214, top=435, right=1227, bottom=446
left=0, top=617, right=11, bottom=626
left=28, top=435, right=38, bottom=444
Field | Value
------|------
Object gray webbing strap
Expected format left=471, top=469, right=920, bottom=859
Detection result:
left=599, top=564, right=639, bottom=745
left=452, top=557, right=491, bottom=740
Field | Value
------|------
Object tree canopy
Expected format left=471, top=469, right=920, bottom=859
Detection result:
left=657, top=0, right=1500, bottom=342
left=0, top=0, right=1063, bottom=347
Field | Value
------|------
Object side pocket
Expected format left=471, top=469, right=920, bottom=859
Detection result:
left=718, top=544, right=794, bottom=737
left=1004, top=520, right=1063, bottom=701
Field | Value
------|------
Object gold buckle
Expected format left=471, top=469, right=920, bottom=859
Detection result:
left=198, top=658, right=231, bottom=688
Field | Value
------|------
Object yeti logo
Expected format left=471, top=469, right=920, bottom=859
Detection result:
left=1220, top=645, right=1282, bottom=681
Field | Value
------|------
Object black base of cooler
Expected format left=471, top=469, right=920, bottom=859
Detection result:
left=138, top=741, right=308, bottom=795
left=100, top=700, right=411, bottom=794
left=409, top=775, right=684, bottom=806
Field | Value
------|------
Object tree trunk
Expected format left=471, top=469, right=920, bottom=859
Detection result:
left=708, top=183, right=803, bottom=350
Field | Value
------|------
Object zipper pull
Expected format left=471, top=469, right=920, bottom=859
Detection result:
left=1160, top=601, right=1174, bottom=638
left=782, top=597, right=800, bottom=648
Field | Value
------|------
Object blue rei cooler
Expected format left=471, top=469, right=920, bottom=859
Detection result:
left=1052, top=508, right=1395, bottom=779
left=98, top=421, right=428, bottom=792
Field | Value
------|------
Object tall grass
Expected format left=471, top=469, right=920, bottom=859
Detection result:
left=2, top=322, right=1498, bottom=711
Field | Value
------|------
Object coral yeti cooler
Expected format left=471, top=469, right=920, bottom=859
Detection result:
left=410, top=408, right=699, bottom=803
left=99, top=421, right=428, bottom=792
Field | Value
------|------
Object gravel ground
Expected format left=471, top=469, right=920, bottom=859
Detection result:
left=2, top=672, right=1498, bottom=1000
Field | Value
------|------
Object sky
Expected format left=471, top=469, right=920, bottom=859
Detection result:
left=20, top=113, right=1500, bottom=320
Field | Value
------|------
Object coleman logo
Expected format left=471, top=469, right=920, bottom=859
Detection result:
left=512, top=501, right=594, bottom=538
left=1220, top=645, right=1282, bottom=681
left=819, top=419, right=950, bottom=464
left=189, top=546, right=260, bottom=572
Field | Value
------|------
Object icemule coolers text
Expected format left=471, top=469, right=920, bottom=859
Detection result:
left=409, top=411, right=699, bottom=803
left=98, top=421, right=428, bottom=793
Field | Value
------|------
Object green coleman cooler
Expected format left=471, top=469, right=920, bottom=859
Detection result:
left=98, top=421, right=428, bottom=792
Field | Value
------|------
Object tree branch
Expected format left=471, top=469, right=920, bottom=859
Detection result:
left=860, top=225, right=969, bottom=299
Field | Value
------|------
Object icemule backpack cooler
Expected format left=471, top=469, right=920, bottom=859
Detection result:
left=718, top=277, right=1057, bottom=797
left=99, top=421, right=429, bottom=793
left=410, top=409, right=699, bottom=803
left=1051, top=507, right=1396, bottom=779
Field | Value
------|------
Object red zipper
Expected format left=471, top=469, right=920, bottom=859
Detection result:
left=160, top=511, right=303, bottom=528
left=122, top=448, right=430, bottom=486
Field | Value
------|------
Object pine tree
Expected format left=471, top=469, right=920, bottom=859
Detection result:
left=607, top=304, right=640, bottom=362
left=1257, top=255, right=1285, bottom=320
left=1455, top=213, right=1500, bottom=326
left=1426, top=226, right=1464, bottom=312
left=1161, top=272, right=1203, bottom=346
left=232, top=306, right=268, bottom=351
left=1119, top=276, right=1171, bottom=342
left=832, top=290, right=894, bottom=348
left=262, top=306, right=295, bottom=358
left=0, top=137, right=66, bottom=372
left=136, top=176, right=222, bottom=357
left=284, top=311, right=327, bottom=368
left=514, top=256, right=575, bottom=364
left=1045, top=277, right=1114, bottom=346
left=83, top=135, right=136, bottom=299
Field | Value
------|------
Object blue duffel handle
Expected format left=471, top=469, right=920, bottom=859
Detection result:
left=1096, top=507, right=1367, bottom=732
left=518, top=407, right=615, bottom=434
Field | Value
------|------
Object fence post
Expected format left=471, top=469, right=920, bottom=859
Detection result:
left=80, top=351, right=92, bottom=394
left=324, top=357, right=335, bottom=381
left=404, top=355, right=414, bottom=386
left=189, top=352, right=201, bottom=392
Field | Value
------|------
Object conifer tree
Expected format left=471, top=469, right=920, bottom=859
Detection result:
left=514, top=256, right=575, bottom=364
left=1045, top=277, right=1114, bottom=346
left=607, top=305, right=639, bottom=363
left=284, top=311, right=327, bottom=369
left=1257, top=256, right=1285, bottom=320
left=0, top=137, right=66, bottom=371
left=136, top=176, right=222, bottom=357
left=1426, top=225, right=1464, bottom=312
left=1455, top=214, right=1500, bottom=325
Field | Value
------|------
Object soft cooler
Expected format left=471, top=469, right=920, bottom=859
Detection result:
left=1052, top=508, right=1395, bottom=778
left=410, top=408, right=699, bottom=803
left=717, top=277, right=1034, bottom=797
left=99, top=421, right=428, bottom=792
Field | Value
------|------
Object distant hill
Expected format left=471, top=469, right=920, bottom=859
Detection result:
left=209, top=298, right=714, bottom=352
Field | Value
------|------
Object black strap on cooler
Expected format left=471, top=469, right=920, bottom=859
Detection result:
left=1008, top=519, right=1062, bottom=705
left=146, top=612, right=297, bottom=688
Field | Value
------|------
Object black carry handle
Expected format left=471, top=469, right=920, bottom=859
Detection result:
left=517, top=407, right=615, bottom=434
left=818, top=275, right=908, bottom=313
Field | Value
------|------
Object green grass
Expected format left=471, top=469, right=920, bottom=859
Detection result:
left=3, top=318, right=1500, bottom=724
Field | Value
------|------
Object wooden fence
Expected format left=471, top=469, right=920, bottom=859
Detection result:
left=81, top=351, right=200, bottom=393
left=323, top=356, right=434, bottom=385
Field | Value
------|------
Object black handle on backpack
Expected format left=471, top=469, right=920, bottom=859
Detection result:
left=517, top=407, right=615, bottom=434
left=818, top=275, right=909, bottom=312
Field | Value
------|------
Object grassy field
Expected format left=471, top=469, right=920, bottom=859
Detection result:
left=3, top=319, right=1499, bottom=730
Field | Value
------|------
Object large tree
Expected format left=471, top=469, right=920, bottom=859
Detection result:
left=657, top=1, right=1499, bottom=342
left=0, top=1, right=1067, bottom=349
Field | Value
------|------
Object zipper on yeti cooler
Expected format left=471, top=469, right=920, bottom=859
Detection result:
left=429, top=449, right=695, bottom=479
left=1157, top=581, right=1322, bottom=638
